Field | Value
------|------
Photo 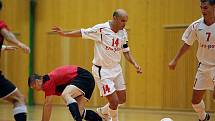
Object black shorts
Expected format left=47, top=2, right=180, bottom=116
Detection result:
left=56, top=67, right=95, bottom=100
left=0, top=72, right=17, bottom=98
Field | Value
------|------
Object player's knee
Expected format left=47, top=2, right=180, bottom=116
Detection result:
left=61, top=92, right=77, bottom=105
left=192, top=90, right=205, bottom=104
left=109, top=98, right=119, bottom=109
left=20, top=95, right=26, bottom=104
left=119, top=96, right=126, bottom=104
left=191, top=98, right=202, bottom=104
left=61, top=92, right=70, bottom=101
left=13, top=94, right=26, bottom=106
left=19, top=93, right=25, bottom=100
left=61, top=85, right=78, bottom=101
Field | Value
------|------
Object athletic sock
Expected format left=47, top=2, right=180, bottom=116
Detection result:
left=83, top=109, right=102, bottom=121
left=67, top=102, right=82, bottom=121
left=13, top=105, right=27, bottom=121
left=108, top=107, right=118, bottom=121
left=192, top=100, right=206, bottom=120
left=101, top=103, right=109, bottom=114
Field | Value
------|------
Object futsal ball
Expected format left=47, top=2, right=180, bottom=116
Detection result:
left=160, top=118, right=173, bottom=121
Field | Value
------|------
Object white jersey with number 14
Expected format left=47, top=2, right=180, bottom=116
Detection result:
left=81, top=21, right=130, bottom=68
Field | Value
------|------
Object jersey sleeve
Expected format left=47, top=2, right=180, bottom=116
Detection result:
left=122, top=31, right=130, bottom=52
left=81, top=24, right=101, bottom=42
left=0, top=21, right=9, bottom=30
left=182, top=23, right=198, bottom=45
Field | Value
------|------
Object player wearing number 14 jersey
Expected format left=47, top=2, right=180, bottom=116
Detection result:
left=168, top=0, right=215, bottom=121
left=52, top=9, right=142, bottom=121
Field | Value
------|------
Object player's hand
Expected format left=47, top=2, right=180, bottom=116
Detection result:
left=168, top=59, right=177, bottom=70
left=18, top=43, right=30, bottom=54
left=3, top=45, right=18, bottom=51
left=51, top=26, right=62, bottom=33
left=134, top=63, right=142, bottom=74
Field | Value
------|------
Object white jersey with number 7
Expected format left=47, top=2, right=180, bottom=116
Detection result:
left=182, top=17, right=215, bottom=65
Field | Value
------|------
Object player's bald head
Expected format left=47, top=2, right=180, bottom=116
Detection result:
left=113, top=9, right=128, bottom=18
left=111, top=9, right=128, bottom=31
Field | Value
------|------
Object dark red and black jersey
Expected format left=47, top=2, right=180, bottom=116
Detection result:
left=42, top=65, right=79, bottom=96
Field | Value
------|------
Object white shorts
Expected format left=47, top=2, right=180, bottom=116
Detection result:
left=92, top=64, right=126, bottom=96
left=193, top=63, right=215, bottom=90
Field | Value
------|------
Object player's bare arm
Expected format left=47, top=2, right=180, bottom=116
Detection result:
left=168, top=43, right=190, bottom=70
left=42, top=96, right=53, bottom=121
left=123, top=51, right=142, bottom=74
left=51, top=26, right=82, bottom=37
left=0, top=28, right=30, bottom=53
left=1, top=45, right=18, bottom=51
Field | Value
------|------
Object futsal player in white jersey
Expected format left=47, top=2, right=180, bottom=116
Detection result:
left=52, top=9, right=142, bottom=121
left=169, top=0, right=215, bottom=121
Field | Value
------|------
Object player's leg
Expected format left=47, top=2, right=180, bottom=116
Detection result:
left=0, top=73, right=27, bottom=121
left=191, top=89, right=207, bottom=121
left=96, top=77, right=120, bottom=121
left=62, top=67, right=97, bottom=121
left=75, top=96, right=102, bottom=121
left=106, top=92, right=119, bottom=121
left=4, top=89, right=27, bottom=121
left=95, top=78, right=110, bottom=120
left=116, top=90, right=126, bottom=106
left=61, top=85, right=83, bottom=121
left=92, top=68, right=111, bottom=120
left=97, top=93, right=125, bottom=117
left=94, top=75, right=111, bottom=119
left=83, top=109, right=103, bottom=121
left=192, top=78, right=207, bottom=121
left=98, top=90, right=125, bottom=121
left=192, top=65, right=214, bottom=121
left=75, top=95, right=86, bottom=115
left=115, top=72, right=126, bottom=105
left=107, top=72, right=126, bottom=121
left=100, top=73, right=126, bottom=113
left=94, top=77, right=119, bottom=121
left=97, top=103, right=109, bottom=115
left=92, top=65, right=120, bottom=121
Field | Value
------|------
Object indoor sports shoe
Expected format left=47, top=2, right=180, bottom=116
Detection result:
left=96, top=107, right=112, bottom=121
left=199, top=113, right=210, bottom=121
